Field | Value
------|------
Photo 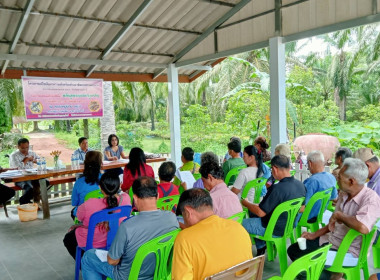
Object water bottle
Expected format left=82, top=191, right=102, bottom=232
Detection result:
left=42, top=157, right=46, bottom=171
left=71, top=154, right=76, bottom=169
left=74, top=154, right=80, bottom=169
left=37, top=158, right=42, bottom=172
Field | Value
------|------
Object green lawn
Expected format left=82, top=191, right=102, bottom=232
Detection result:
left=142, top=137, right=170, bottom=154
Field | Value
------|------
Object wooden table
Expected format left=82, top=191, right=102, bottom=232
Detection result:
left=2, top=157, right=166, bottom=219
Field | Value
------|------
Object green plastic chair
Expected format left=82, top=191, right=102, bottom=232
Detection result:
left=295, top=188, right=332, bottom=238
left=157, top=195, right=180, bottom=212
left=241, top=177, right=267, bottom=204
left=250, top=197, right=304, bottom=276
left=227, top=211, right=246, bottom=224
left=326, top=227, right=377, bottom=280
left=224, top=165, right=246, bottom=186
left=372, top=230, right=380, bottom=269
left=264, top=161, right=271, bottom=168
left=193, top=173, right=201, bottom=180
left=268, top=245, right=331, bottom=280
left=84, top=189, right=104, bottom=201
left=107, top=228, right=180, bottom=280
left=129, top=188, right=134, bottom=204
left=290, top=170, right=296, bottom=176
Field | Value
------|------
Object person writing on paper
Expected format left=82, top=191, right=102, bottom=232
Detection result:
left=63, top=172, right=131, bottom=259
left=287, top=158, right=380, bottom=280
left=121, top=147, right=154, bottom=192
left=81, top=176, right=179, bottom=280
left=71, top=151, right=103, bottom=220
left=103, top=134, right=127, bottom=176
left=157, top=161, right=179, bottom=198
left=9, top=138, right=40, bottom=204
left=173, top=147, right=200, bottom=188
left=199, top=162, right=242, bottom=218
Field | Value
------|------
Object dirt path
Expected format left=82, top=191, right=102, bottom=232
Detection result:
left=28, top=132, right=75, bottom=165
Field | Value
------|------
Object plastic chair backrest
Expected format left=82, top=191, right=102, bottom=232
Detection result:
left=84, top=189, right=104, bottom=201
left=264, top=161, right=271, bottom=168
left=85, top=205, right=132, bottom=250
left=271, top=245, right=331, bottom=280
left=193, top=173, right=202, bottom=180
left=241, top=177, right=267, bottom=204
left=129, top=188, right=134, bottom=204
left=205, top=255, right=265, bottom=280
left=328, top=227, right=377, bottom=272
left=128, top=229, right=180, bottom=280
left=227, top=211, right=246, bottom=224
left=298, top=188, right=332, bottom=226
left=224, top=166, right=246, bottom=186
left=157, top=195, right=180, bottom=212
left=263, top=198, right=304, bottom=239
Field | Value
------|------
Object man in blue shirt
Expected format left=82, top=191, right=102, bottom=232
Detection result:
left=302, top=150, right=337, bottom=221
left=73, top=137, right=93, bottom=164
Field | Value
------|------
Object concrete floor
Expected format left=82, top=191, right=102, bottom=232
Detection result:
left=0, top=201, right=379, bottom=280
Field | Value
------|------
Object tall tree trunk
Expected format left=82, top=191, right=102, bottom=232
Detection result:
left=83, top=119, right=89, bottom=138
left=339, top=95, right=346, bottom=121
left=202, top=90, right=206, bottom=106
left=66, top=120, right=71, bottom=132
left=150, top=108, right=155, bottom=131
left=33, top=121, right=39, bottom=131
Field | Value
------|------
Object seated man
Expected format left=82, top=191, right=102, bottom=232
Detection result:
left=157, top=161, right=179, bottom=198
left=223, top=136, right=243, bottom=162
left=199, top=162, right=243, bottom=218
left=222, top=139, right=245, bottom=185
left=332, top=147, right=352, bottom=179
left=81, top=176, right=179, bottom=280
left=9, top=138, right=40, bottom=204
left=173, top=147, right=200, bottom=187
left=354, top=148, right=380, bottom=196
left=301, top=150, right=337, bottom=222
left=172, top=188, right=252, bottom=279
left=241, top=155, right=306, bottom=255
left=73, top=137, right=93, bottom=165
left=287, top=158, right=380, bottom=280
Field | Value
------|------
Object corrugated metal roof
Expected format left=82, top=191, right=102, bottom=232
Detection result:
left=0, top=0, right=379, bottom=82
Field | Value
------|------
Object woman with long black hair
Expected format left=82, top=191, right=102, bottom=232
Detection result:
left=231, top=145, right=267, bottom=202
left=121, top=147, right=154, bottom=192
left=63, top=171, right=131, bottom=259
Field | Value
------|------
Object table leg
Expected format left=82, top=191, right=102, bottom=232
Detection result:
left=39, top=179, right=50, bottom=219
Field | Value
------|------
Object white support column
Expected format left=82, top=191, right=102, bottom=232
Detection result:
left=167, top=64, right=182, bottom=167
left=100, top=81, right=116, bottom=153
left=269, top=37, right=287, bottom=156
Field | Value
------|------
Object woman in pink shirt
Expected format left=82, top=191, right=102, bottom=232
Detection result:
left=63, top=172, right=131, bottom=259
left=121, top=147, right=155, bottom=192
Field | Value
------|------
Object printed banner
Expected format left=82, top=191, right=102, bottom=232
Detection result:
left=22, top=77, right=103, bottom=120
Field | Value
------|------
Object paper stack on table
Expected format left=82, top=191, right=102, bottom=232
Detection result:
left=0, top=170, right=23, bottom=178
left=175, top=170, right=196, bottom=189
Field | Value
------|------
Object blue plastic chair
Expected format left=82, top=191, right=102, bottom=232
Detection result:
left=74, top=205, right=132, bottom=280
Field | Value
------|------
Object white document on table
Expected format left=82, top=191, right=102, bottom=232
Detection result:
left=102, top=160, right=112, bottom=165
left=118, top=159, right=129, bottom=163
left=175, top=170, right=196, bottom=189
left=95, top=249, right=108, bottom=262
left=0, top=170, right=23, bottom=178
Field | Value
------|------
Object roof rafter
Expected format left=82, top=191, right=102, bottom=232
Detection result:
left=0, top=40, right=174, bottom=57
left=153, top=0, right=251, bottom=79
left=1, top=0, right=35, bottom=75
left=86, top=0, right=153, bottom=77
left=0, top=6, right=202, bottom=35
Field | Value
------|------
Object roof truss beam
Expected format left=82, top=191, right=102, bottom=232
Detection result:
left=0, top=53, right=167, bottom=69
left=1, top=0, right=35, bottom=75
left=86, top=0, right=153, bottom=77
left=153, top=0, right=251, bottom=79
left=0, top=40, right=174, bottom=58
left=0, top=6, right=202, bottom=35
left=196, top=0, right=235, bottom=7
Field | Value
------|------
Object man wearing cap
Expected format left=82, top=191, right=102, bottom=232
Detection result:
left=354, top=148, right=380, bottom=196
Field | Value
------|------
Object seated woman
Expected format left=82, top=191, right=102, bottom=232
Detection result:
left=103, top=134, right=128, bottom=176
left=254, top=136, right=271, bottom=162
left=157, top=161, right=179, bottom=198
left=63, top=172, right=131, bottom=259
left=231, top=145, right=266, bottom=203
left=71, top=151, right=102, bottom=219
left=121, top=147, right=154, bottom=192
left=193, top=152, right=220, bottom=189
